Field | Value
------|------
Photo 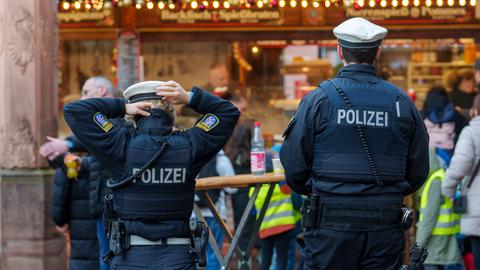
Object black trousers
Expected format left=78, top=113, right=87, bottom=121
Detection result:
left=471, top=236, right=480, bottom=270
left=298, top=227, right=405, bottom=270
left=111, top=245, right=196, bottom=270
left=260, top=230, right=293, bottom=270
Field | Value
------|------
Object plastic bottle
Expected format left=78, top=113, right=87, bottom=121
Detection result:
left=251, top=122, right=266, bottom=176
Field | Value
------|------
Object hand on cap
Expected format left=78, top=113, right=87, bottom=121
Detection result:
left=39, top=136, right=69, bottom=160
left=125, top=102, right=154, bottom=117
left=155, top=81, right=189, bottom=105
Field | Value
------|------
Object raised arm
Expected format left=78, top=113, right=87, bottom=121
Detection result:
left=63, top=98, right=130, bottom=174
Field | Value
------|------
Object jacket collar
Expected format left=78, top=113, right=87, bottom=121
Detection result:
left=136, top=109, right=173, bottom=136
left=337, top=64, right=381, bottom=83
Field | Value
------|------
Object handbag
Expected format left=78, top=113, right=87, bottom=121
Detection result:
left=452, top=158, right=480, bottom=214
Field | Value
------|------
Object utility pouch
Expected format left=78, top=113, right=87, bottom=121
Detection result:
left=301, top=194, right=320, bottom=229
left=189, top=219, right=209, bottom=268
left=400, top=207, right=415, bottom=231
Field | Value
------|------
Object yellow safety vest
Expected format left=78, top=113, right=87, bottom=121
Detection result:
left=419, top=169, right=460, bottom=235
left=250, top=184, right=296, bottom=239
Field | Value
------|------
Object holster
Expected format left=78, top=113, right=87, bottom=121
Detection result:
left=103, top=194, right=116, bottom=237
left=189, top=219, right=209, bottom=268
left=399, top=243, right=428, bottom=270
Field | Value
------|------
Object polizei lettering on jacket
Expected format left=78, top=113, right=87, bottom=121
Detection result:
left=132, top=168, right=187, bottom=184
left=337, top=109, right=389, bottom=127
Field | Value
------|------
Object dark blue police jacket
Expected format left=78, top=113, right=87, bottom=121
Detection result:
left=64, top=88, right=240, bottom=240
left=280, top=64, right=429, bottom=201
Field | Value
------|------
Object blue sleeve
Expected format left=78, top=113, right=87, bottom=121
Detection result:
left=405, top=102, right=430, bottom=195
left=185, top=87, right=240, bottom=174
left=63, top=98, right=129, bottom=175
left=66, top=135, right=86, bottom=153
left=280, top=90, right=328, bottom=195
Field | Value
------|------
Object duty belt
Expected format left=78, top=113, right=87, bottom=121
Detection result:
left=130, top=235, right=191, bottom=246
left=301, top=194, right=411, bottom=230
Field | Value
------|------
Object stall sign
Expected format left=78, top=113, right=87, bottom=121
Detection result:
left=346, top=6, right=471, bottom=21
left=58, top=9, right=115, bottom=26
left=158, top=9, right=281, bottom=24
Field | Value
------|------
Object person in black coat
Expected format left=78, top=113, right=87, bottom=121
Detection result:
left=51, top=155, right=99, bottom=270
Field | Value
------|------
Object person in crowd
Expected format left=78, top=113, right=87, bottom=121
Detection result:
left=50, top=154, right=100, bottom=270
left=445, top=68, right=477, bottom=119
left=422, top=86, right=467, bottom=166
left=202, top=64, right=236, bottom=93
left=417, top=149, right=463, bottom=270
left=253, top=149, right=298, bottom=270
left=280, top=18, right=429, bottom=269
left=442, top=94, right=480, bottom=270
left=63, top=80, right=239, bottom=269
left=222, top=94, right=258, bottom=266
left=194, top=150, right=237, bottom=270
left=40, top=76, right=120, bottom=270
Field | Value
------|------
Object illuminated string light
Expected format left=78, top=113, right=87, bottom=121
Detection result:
left=380, top=0, right=387, bottom=6
left=135, top=3, right=142, bottom=8
left=369, top=0, right=375, bottom=7
left=62, top=1, right=70, bottom=9
left=313, top=1, right=320, bottom=6
left=426, top=0, right=432, bottom=6
left=459, top=0, right=466, bottom=5
left=402, top=0, right=408, bottom=6
left=392, top=0, right=398, bottom=6
left=147, top=1, right=154, bottom=8
left=251, top=46, right=259, bottom=54
left=447, top=0, right=454, bottom=5
left=191, top=0, right=198, bottom=8
left=223, top=1, right=231, bottom=7
left=358, top=0, right=365, bottom=6
left=413, top=0, right=420, bottom=6
left=246, top=2, right=251, bottom=7
left=325, top=0, right=331, bottom=6
left=257, top=0, right=264, bottom=7
left=85, top=2, right=92, bottom=9
left=436, top=0, right=443, bottom=6
left=470, top=0, right=476, bottom=6
left=279, top=0, right=286, bottom=6
left=169, top=3, right=175, bottom=8
left=301, top=0, right=308, bottom=7
left=213, top=0, right=220, bottom=8
left=290, top=0, right=297, bottom=7
left=74, top=1, right=82, bottom=9
left=158, top=1, right=165, bottom=8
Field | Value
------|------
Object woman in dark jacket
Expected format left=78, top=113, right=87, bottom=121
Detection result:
left=51, top=155, right=99, bottom=270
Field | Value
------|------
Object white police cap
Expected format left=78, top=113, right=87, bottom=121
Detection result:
left=333, top=17, right=387, bottom=49
left=123, top=81, right=165, bottom=103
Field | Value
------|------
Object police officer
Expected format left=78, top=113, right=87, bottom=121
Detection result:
left=280, top=17, right=429, bottom=269
left=64, top=80, right=240, bottom=269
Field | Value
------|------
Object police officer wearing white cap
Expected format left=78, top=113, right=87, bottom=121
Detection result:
left=64, top=81, right=240, bottom=269
left=280, top=18, right=429, bottom=269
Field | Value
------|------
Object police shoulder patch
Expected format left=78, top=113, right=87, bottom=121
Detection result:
left=93, top=112, right=114, bottom=132
left=196, top=114, right=219, bottom=132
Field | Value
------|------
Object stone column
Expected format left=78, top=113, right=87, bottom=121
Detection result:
left=0, top=0, right=66, bottom=269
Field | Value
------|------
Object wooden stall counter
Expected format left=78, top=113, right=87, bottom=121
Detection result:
left=195, top=173, right=284, bottom=190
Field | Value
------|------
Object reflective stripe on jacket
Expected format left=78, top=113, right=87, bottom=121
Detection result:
left=251, top=184, right=296, bottom=239
left=420, top=169, right=460, bottom=235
